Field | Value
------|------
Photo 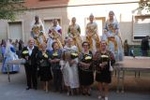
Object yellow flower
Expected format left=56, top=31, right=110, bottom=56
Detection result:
left=43, top=53, right=48, bottom=58
left=22, top=50, right=28, bottom=54
left=101, top=55, right=109, bottom=62
left=85, top=56, right=92, bottom=60
left=53, top=52, right=58, bottom=56
left=101, top=55, right=109, bottom=58
left=71, top=52, right=78, bottom=56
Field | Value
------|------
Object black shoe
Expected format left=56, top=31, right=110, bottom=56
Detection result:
left=82, top=92, right=86, bottom=95
left=87, top=92, right=91, bottom=96
left=87, top=90, right=91, bottom=96
left=58, top=87, right=63, bottom=93
left=59, top=89, right=63, bottom=93
left=33, top=87, right=37, bottom=90
left=26, top=87, right=31, bottom=90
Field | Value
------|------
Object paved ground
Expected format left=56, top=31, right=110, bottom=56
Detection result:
left=0, top=65, right=150, bottom=100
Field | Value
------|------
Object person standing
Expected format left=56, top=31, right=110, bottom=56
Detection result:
left=1, top=39, right=20, bottom=73
left=93, top=40, right=115, bottom=100
left=123, top=39, right=129, bottom=56
left=60, top=38, right=79, bottom=96
left=21, top=38, right=39, bottom=90
left=18, top=39, right=24, bottom=58
left=141, top=35, right=149, bottom=56
left=37, top=42, right=52, bottom=92
left=31, top=15, right=47, bottom=48
left=102, top=11, right=124, bottom=61
left=47, top=19, right=63, bottom=51
left=67, top=17, right=82, bottom=52
left=85, top=14, right=100, bottom=53
left=0, top=39, right=6, bottom=59
left=49, top=41, right=62, bottom=92
left=78, top=41, right=94, bottom=96
left=14, top=39, right=20, bottom=57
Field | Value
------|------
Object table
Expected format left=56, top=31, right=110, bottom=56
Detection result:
left=6, top=59, right=26, bottom=82
left=114, top=56, right=150, bottom=93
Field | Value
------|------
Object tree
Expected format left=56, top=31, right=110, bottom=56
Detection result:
left=0, top=0, right=27, bottom=20
left=139, top=0, right=150, bottom=12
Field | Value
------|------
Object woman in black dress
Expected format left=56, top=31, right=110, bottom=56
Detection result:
left=49, top=42, right=62, bottom=92
left=37, top=42, right=52, bottom=92
left=93, top=40, right=115, bottom=100
left=78, top=41, right=94, bottom=96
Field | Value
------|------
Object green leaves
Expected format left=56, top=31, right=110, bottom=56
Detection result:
left=0, top=0, right=27, bottom=20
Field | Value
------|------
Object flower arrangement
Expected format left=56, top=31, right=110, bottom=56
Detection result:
left=71, top=52, right=78, bottom=59
left=43, top=53, right=48, bottom=58
left=52, top=52, right=58, bottom=59
left=22, top=50, right=29, bottom=55
left=101, top=54, right=109, bottom=62
left=83, top=54, right=92, bottom=63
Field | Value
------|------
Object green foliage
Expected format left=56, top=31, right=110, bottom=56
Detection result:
left=0, top=0, right=27, bottom=20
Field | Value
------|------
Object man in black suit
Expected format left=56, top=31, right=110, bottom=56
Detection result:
left=21, top=38, right=39, bottom=90
left=141, top=35, right=149, bottom=56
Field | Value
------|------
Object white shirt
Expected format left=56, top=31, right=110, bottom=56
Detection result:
left=27, top=46, right=34, bottom=56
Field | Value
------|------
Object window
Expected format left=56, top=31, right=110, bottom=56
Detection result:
left=44, top=18, right=61, bottom=34
left=132, top=15, right=150, bottom=41
left=85, top=17, right=105, bottom=36
left=8, top=21, right=24, bottom=41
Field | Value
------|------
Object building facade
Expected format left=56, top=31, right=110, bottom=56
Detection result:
left=0, top=0, right=149, bottom=45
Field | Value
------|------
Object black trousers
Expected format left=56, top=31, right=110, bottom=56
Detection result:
left=52, top=69, right=62, bottom=91
left=24, top=65, right=37, bottom=89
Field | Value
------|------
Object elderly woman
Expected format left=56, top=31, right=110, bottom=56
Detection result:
left=78, top=41, right=94, bottom=96
left=49, top=41, right=62, bottom=92
left=37, top=42, right=52, bottom=92
left=60, top=37, right=79, bottom=96
left=93, top=40, right=115, bottom=100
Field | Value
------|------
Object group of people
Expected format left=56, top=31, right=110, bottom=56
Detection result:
left=0, top=10, right=125, bottom=100
left=30, top=11, right=124, bottom=62
left=19, top=10, right=124, bottom=100
left=0, top=8, right=149, bottom=100
left=21, top=37, right=115, bottom=100
left=0, top=39, right=24, bottom=73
